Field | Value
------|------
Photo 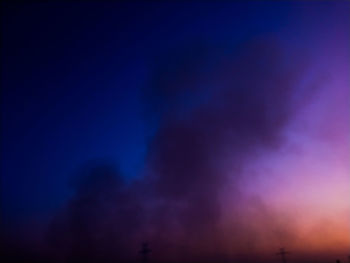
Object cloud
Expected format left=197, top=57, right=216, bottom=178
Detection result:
left=41, top=39, right=321, bottom=262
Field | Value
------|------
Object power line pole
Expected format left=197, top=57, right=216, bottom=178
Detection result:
left=276, top=248, right=290, bottom=263
left=139, top=242, right=151, bottom=263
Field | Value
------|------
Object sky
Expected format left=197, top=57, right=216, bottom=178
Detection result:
left=1, top=1, right=349, bottom=262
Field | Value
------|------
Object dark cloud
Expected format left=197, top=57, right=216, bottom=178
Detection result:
left=28, top=39, right=312, bottom=262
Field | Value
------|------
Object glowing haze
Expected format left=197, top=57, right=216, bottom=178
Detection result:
left=1, top=1, right=349, bottom=263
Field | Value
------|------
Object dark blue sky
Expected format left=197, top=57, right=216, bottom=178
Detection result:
left=1, top=1, right=344, bottom=226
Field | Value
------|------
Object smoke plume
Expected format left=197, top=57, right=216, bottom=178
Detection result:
left=42, top=39, right=326, bottom=263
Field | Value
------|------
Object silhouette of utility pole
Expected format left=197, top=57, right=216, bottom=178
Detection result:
left=139, top=242, right=151, bottom=263
left=276, top=248, right=290, bottom=263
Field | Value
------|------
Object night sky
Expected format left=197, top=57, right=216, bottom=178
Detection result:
left=1, top=1, right=349, bottom=263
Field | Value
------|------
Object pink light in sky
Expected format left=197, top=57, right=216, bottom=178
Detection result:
left=221, top=33, right=350, bottom=258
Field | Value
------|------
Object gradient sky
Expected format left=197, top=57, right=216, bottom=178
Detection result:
left=1, top=1, right=349, bottom=262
